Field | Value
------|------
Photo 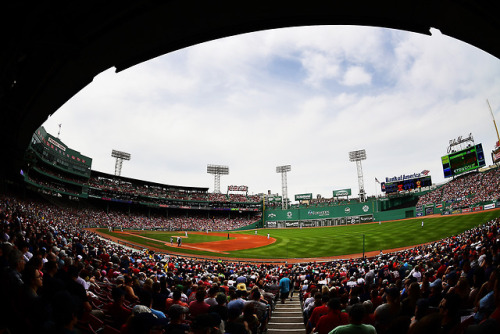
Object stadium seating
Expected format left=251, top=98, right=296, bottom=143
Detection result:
left=0, top=190, right=499, bottom=334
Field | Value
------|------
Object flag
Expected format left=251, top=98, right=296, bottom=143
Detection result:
left=375, top=177, right=380, bottom=183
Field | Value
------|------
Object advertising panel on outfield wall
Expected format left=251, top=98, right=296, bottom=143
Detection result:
left=265, top=214, right=373, bottom=228
left=265, top=202, right=374, bottom=222
left=484, top=203, right=495, bottom=210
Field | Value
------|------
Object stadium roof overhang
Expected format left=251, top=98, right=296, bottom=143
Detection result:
left=1, top=1, right=499, bottom=179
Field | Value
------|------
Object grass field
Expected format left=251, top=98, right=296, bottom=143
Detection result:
left=97, top=209, right=500, bottom=260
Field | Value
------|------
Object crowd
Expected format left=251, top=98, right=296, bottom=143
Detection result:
left=41, top=204, right=259, bottom=232
left=27, top=171, right=264, bottom=206
left=417, top=168, right=500, bottom=208
left=87, top=176, right=261, bottom=204
left=1, top=192, right=500, bottom=334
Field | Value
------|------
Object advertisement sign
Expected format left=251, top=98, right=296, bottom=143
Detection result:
left=268, top=196, right=282, bottom=203
left=307, top=210, right=330, bottom=217
left=333, top=189, right=352, bottom=197
left=266, top=222, right=277, bottom=228
left=285, top=222, right=299, bottom=228
left=295, top=193, right=312, bottom=201
left=462, top=208, right=471, bottom=213
left=228, top=185, right=248, bottom=192
left=484, top=203, right=495, bottom=210
left=385, top=170, right=430, bottom=183
left=473, top=206, right=483, bottom=212
left=416, top=212, right=423, bottom=217
left=359, top=215, right=373, bottom=223
left=346, top=216, right=360, bottom=224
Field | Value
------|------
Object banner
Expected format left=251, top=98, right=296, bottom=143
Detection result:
left=333, top=189, right=351, bottom=197
left=484, top=203, right=495, bottom=210
left=295, top=193, right=312, bottom=201
left=473, top=206, right=483, bottom=212
left=359, top=215, right=373, bottom=223
left=307, top=210, right=331, bottom=217
left=462, top=208, right=471, bottom=213
left=228, top=185, right=248, bottom=192
left=385, top=171, right=430, bottom=183
left=268, top=196, right=282, bottom=203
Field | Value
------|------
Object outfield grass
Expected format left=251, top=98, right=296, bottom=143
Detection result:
left=98, top=209, right=500, bottom=259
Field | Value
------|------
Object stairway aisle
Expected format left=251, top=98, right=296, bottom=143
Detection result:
left=267, top=298, right=306, bottom=334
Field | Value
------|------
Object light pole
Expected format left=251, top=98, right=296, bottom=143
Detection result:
left=349, top=149, right=367, bottom=202
left=276, top=165, right=291, bottom=209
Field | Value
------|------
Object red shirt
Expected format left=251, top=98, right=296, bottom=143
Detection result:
left=315, top=310, right=349, bottom=334
left=189, top=300, right=210, bottom=318
left=103, top=302, right=131, bottom=328
left=308, top=305, right=329, bottom=328
left=165, top=298, right=188, bottom=311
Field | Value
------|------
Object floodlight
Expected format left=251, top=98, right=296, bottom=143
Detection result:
left=276, top=165, right=291, bottom=173
left=207, top=164, right=229, bottom=193
left=349, top=149, right=366, bottom=162
left=111, top=149, right=131, bottom=176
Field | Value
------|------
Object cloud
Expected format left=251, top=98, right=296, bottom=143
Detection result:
left=341, top=66, right=372, bottom=86
left=42, top=25, right=500, bottom=200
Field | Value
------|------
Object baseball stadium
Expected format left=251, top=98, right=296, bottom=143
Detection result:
left=2, top=3, right=500, bottom=334
left=2, top=123, right=500, bottom=334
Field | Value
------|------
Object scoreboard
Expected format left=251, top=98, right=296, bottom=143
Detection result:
left=441, top=144, right=485, bottom=178
left=381, top=175, right=432, bottom=193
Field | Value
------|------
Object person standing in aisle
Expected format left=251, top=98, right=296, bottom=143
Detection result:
left=279, top=274, right=291, bottom=304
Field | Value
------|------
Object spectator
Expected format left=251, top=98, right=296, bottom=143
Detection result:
left=329, top=303, right=376, bottom=334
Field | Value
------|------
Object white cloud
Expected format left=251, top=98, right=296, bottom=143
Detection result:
left=43, top=25, right=500, bottom=200
left=341, top=66, right=372, bottom=86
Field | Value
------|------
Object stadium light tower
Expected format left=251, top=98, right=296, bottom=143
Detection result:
left=276, top=165, right=291, bottom=209
left=349, top=149, right=367, bottom=202
left=111, top=149, right=131, bottom=176
left=207, top=164, right=229, bottom=193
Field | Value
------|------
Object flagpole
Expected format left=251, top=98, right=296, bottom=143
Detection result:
left=374, top=177, right=380, bottom=198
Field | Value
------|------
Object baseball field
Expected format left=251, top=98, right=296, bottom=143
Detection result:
left=94, top=209, right=500, bottom=262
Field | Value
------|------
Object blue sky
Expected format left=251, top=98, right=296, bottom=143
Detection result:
left=42, top=26, right=500, bottom=200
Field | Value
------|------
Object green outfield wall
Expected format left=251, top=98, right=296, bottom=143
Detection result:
left=264, top=200, right=379, bottom=228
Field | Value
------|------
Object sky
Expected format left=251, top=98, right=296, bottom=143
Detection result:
left=41, top=25, right=500, bottom=201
